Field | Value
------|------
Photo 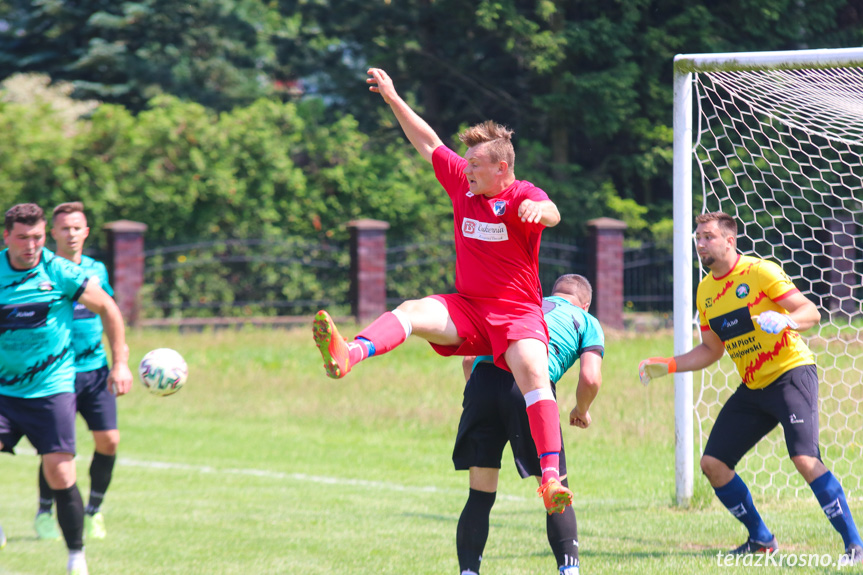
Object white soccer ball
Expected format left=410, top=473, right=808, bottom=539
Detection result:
left=138, top=348, right=188, bottom=396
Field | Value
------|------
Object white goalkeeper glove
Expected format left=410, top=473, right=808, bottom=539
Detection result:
left=754, top=311, right=799, bottom=334
left=638, top=357, right=677, bottom=386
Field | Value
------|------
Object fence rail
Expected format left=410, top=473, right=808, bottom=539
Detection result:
left=141, top=237, right=351, bottom=319
left=139, top=235, right=674, bottom=319
left=624, top=242, right=674, bottom=312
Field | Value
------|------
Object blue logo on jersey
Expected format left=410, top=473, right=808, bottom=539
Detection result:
left=708, top=307, right=756, bottom=342
left=736, top=284, right=750, bottom=298
left=0, top=302, right=50, bottom=332
left=7, top=307, right=35, bottom=320
left=493, top=200, right=506, bottom=216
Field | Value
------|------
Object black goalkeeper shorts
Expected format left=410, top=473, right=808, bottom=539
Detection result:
left=452, top=362, right=567, bottom=479
left=704, top=364, right=821, bottom=468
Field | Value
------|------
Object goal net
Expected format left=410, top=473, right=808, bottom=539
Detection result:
left=673, top=48, right=863, bottom=504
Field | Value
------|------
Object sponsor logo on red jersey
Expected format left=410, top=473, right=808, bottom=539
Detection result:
left=462, top=218, right=508, bottom=242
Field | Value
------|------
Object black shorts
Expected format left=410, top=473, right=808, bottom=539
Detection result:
left=0, top=392, right=77, bottom=455
left=75, top=366, right=117, bottom=432
left=704, top=364, right=821, bottom=468
left=452, top=362, right=567, bottom=479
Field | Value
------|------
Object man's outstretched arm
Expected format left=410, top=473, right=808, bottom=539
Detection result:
left=638, top=329, right=725, bottom=386
left=367, top=68, right=443, bottom=164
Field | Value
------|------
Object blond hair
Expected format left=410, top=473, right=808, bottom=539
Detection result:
left=458, top=120, right=515, bottom=173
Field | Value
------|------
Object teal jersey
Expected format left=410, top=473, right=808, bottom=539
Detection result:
left=0, top=248, right=89, bottom=398
left=542, top=295, right=605, bottom=384
left=473, top=295, right=605, bottom=384
left=71, top=255, right=112, bottom=372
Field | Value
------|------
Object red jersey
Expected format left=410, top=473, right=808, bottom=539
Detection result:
left=432, top=145, right=549, bottom=305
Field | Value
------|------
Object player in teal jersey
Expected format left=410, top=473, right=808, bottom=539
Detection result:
left=33, top=202, right=121, bottom=542
left=454, top=275, right=604, bottom=575
left=0, top=204, right=133, bottom=575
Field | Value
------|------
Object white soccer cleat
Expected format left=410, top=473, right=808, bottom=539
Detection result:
left=67, top=551, right=89, bottom=575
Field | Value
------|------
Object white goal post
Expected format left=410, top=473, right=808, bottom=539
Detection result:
left=673, top=47, right=863, bottom=507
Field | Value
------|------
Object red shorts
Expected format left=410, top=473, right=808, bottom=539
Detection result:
left=428, top=294, right=549, bottom=371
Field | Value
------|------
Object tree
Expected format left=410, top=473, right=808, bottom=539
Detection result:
left=269, top=0, right=863, bottom=238
left=0, top=0, right=283, bottom=111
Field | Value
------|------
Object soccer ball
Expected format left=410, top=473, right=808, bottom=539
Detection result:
left=138, top=348, right=188, bottom=396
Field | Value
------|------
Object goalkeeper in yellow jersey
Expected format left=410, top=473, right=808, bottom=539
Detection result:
left=639, top=211, right=862, bottom=564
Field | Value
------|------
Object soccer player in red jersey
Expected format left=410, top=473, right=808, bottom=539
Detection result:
left=314, top=67, right=571, bottom=514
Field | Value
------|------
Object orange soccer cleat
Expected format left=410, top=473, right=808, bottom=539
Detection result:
left=537, top=477, right=573, bottom=515
left=313, top=310, right=352, bottom=379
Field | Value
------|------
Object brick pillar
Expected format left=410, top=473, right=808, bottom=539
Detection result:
left=349, top=219, right=390, bottom=323
left=824, top=215, right=858, bottom=318
left=587, top=217, right=627, bottom=330
left=103, top=220, right=147, bottom=326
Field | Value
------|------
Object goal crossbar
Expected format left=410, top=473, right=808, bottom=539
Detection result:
left=675, top=47, right=863, bottom=74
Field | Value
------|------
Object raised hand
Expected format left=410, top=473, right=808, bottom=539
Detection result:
left=366, top=68, right=397, bottom=104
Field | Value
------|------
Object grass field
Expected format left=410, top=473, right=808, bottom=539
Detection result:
left=1, top=326, right=860, bottom=574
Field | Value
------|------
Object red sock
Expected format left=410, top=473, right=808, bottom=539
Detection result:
left=539, top=452, right=560, bottom=485
left=356, top=312, right=409, bottom=358
left=346, top=341, right=368, bottom=366
left=525, top=394, right=561, bottom=484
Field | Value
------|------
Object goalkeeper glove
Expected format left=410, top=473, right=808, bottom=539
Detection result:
left=754, top=310, right=799, bottom=334
left=638, top=357, right=677, bottom=386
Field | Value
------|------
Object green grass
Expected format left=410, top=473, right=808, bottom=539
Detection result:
left=0, top=327, right=859, bottom=574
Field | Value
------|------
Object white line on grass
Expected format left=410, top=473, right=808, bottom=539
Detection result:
left=13, top=448, right=528, bottom=501
left=116, top=456, right=530, bottom=501
left=15, top=448, right=651, bottom=506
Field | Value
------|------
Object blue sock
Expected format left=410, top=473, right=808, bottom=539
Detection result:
left=356, top=337, right=375, bottom=358
left=714, top=474, right=773, bottom=543
left=810, top=471, right=863, bottom=549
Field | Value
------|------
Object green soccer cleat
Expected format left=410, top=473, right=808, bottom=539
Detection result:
left=313, top=310, right=352, bottom=379
left=538, top=477, right=573, bottom=515
left=34, top=512, right=61, bottom=541
left=84, top=512, right=106, bottom=540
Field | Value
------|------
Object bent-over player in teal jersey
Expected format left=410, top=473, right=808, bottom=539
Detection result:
left=454, top=274, right=604, bottom=575
left=34, top=202, right=123, bottom=543
left=0, top=203, right=132, bottom=575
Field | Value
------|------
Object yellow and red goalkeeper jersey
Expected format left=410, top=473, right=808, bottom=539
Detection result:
left=696, top=254, right=814, bottom=389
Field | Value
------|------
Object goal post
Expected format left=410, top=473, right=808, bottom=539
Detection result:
left=672, top=47, right=863, bottom=507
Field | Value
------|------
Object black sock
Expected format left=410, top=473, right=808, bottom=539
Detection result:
left=457, top=489, right=496, bottom=573
left=86, top=451, right=116, bottom=515
left=54, top=485, right=84, bottom=551
left=547, top=478, right=578, bottom=570
left=38, top=461, right=54, bottom=514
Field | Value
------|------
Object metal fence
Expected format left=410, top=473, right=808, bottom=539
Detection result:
left=140, top=236, right=675, bottom=318
left=384, top=238, right=594, bottom=305
left=141, top=238, right=351, bottom=319
left=623, top=242, right=674, bottom=312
